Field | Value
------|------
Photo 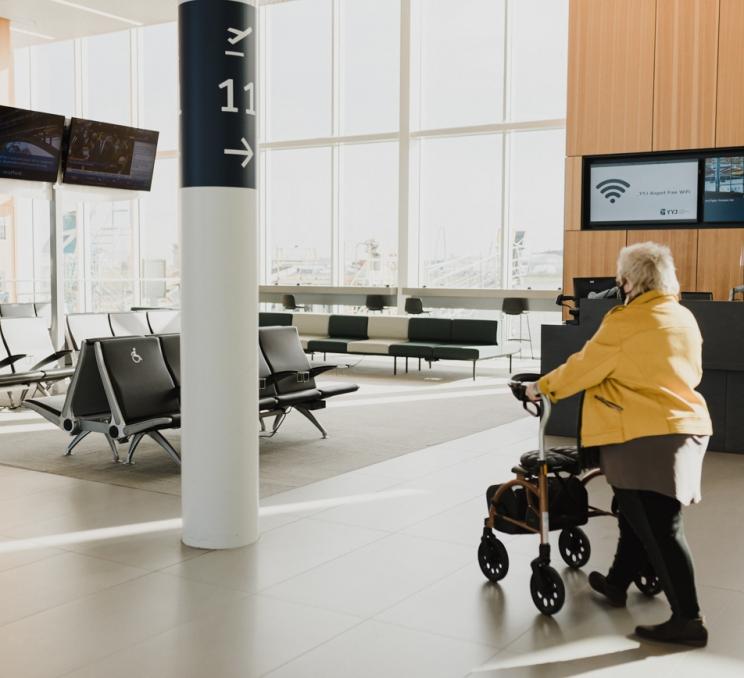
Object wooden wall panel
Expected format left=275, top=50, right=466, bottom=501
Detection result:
left=697, top=228, right=744, bottom=300
left=653, top=0, right=719, bottom=151
left=716, top=0, right=744, bottom=146
left=566, top=0, right=656, bottom=156
left=564, top=157, right=583, bottom=231
left=0, top=19, right=10, bottom=106
left=563, top=230, right=627, bottom=294
left=626, top=229, right=698, bottom=291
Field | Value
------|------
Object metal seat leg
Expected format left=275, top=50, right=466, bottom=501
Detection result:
left=106, top=435, right=120, bottom=463
left=148, top=430, right=181, bottom=465
left=65, top=430, right=90, bottom=456
left=295, top=406, right=328, bottom=439
left=125, top=432, right=145, bottom=464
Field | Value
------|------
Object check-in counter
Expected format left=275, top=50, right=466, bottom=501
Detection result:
left=541, top=299, right=744, bottom=453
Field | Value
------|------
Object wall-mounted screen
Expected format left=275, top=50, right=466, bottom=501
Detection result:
left=62, top=118, right=159, bottom=191
left=704, top=156, right=744, bottom=223
left=588, top=159, right=699, bottom=226
left=0, top=105, right=65, bottom=182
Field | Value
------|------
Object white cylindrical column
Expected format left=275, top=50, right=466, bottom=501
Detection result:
left=179, top=0, right=259, bottom=548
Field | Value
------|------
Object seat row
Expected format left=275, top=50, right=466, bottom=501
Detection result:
left=0, top=302, right=51, bottom=324
left=0, top=317, right=74, bottom=404
left=65, top=310, right=181, bottom=349
left=259, top=312, right=520, bottom=379
left=25, top=327, right=358, bottom=465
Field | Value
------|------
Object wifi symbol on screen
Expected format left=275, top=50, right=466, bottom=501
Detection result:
left=596, top=178, right=631, bottom=203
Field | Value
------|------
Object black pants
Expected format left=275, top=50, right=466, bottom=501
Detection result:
left=607, top=487, right=701, bottom=619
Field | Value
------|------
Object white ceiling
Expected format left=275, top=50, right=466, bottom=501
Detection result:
left=0, top=0, right=179, bottom=47
left=1, top=0, right=297, bottom=47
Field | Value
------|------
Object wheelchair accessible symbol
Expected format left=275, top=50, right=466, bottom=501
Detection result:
left=131, top=348, right=143, bottom=364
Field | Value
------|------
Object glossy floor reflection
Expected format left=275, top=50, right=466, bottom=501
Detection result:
left=0, top=413, right=741, bottom=677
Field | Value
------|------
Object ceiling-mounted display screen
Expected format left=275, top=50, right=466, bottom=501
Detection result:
left=588, top=159, right=699, bottom=226
left=704, top=156, right=744, bottom=223
left=62, top=118, right=159, bottom=191
left=0, top=105, right=65, bottom=182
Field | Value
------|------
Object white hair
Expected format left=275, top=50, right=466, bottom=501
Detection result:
left=616, top=241, right=680, bottom=297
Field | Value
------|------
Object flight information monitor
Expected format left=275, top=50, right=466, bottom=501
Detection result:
left=63, top=118, right=159, bottom=191
left=703, top=155, right=744, bottom=223
left=0, top=105, right=65, bottom=182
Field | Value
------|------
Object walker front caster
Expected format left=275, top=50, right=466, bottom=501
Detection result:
left=530, top=565, right=565, bottom=615
left=478, top=531, right=509, bottom=583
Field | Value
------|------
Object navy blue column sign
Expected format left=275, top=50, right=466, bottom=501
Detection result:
left=180, top=0, right=256, bottom=189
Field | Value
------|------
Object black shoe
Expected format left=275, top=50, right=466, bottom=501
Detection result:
left=588, top=571, right=627, bottom=607
left=635, top=615, right=708, bottom=647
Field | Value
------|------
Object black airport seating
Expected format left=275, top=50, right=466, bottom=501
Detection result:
left=24, top=339, right=121, bottom=461
left=260, top=311, right=519, bottom=379
left=306, top=315, right=369, bottom=355
left=0, top=318, right=73, bottom=402
left=159, top=333, right=181, bottom=387
left=259, top=326, right=359, bottom=438
left=146, top=310, right=181, bottom=334
left=259, top=312, right=293, bottom=327
left=0, top=302, right=37, bottom=318
left=0, top=335, right=45, bottom=400
left=94, top=336, right=181, bottom=465
left=109, top=311, right=151, bottom=337
left=66, top=313, right=115, bottom=351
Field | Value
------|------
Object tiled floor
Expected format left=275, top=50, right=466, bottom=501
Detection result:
left=0, top=413, right=742, bottom=677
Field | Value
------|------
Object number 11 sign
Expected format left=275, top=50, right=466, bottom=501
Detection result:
left=180, top=0, right=257, bottom=189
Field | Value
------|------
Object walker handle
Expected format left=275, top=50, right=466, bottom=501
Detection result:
left=508, top=373, right=543, bottom=418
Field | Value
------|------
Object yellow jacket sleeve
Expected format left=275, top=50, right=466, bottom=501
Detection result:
left=537, top=313, right=623, bottom=402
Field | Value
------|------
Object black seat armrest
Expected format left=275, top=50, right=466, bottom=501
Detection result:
left=30, top=349, right=73, bottom=371
left=309, top=364, right=336, bottom=377
left=0, top=354, right=27, bottom=369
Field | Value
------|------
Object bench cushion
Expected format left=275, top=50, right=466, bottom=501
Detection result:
left=451, top=319, right=498, bottom=344
left=328, top=315, right=368, bottom=340
left=433, top=342, right=520, bottom=361
left=367, top=315, right=409, bottom=340
left=259, top=312, right=292, bottom=327
left=346, top=339, right=398, bottom=355
left=306, top=338, right=354, bottom=354
left=408, top=317, right=452, bottom=342
left=292, top=313, right=330, bottom=337
left=298, top=334, right=328, bottom=350
left=389, top=342, right=440, bottom=358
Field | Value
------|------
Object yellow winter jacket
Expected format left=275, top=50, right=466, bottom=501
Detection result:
left=537, top=290, right=712, bottom=447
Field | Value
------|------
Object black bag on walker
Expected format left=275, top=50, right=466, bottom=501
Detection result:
left=487, top=476, right=588, bottom=534
left=486, top=484, right=531, bottom=534
left=526, top=476, right=589, bottom=530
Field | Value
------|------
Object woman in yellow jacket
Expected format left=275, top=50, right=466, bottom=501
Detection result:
left=527, top=242, right=712, bottom=647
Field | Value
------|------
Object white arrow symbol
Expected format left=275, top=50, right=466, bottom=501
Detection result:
left=224, top=137, right=254, bottom=168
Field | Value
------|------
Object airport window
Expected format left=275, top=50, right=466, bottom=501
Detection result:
left=411, top=0, right=506, bottom=131
left=339, top=142, right=399, bottom=286
left=85, top=31, right=132, bottom=126
left=416, top=134, right=504, bottom=288
left=29, top=40, right=76, bottom=118
left=141, top=23, right=179, bottom=151
left=267, top=146, right=333, bottom=285
left=264, top=0, right=333, bottom=142
left=339, top=0, right=400, bottom=136
left=507, top=128, right=566, bottom=289
left=509, top=0, right=569, bottom=121
left=4, top=0, right=569, bottom=306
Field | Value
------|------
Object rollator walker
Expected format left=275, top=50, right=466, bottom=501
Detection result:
left=477, top=373, right=662, bottom=615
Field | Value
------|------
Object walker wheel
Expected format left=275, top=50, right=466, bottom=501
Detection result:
left=634, top=564, right=662, bottom=597
left=478, top=533, right=509, bottom=582
left=558, top=527, right=591, bottom=569
left=530, top=565, right=565, bottom=616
